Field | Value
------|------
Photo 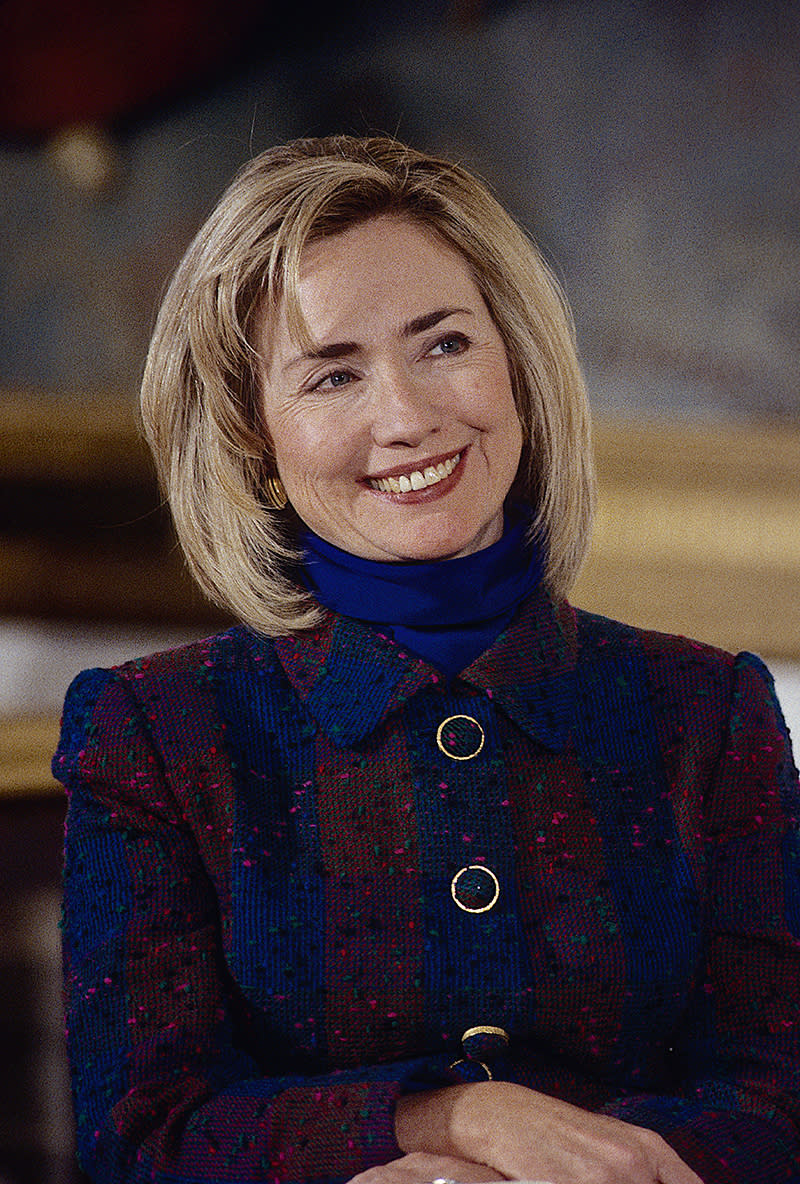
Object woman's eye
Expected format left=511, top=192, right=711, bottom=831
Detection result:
left=314, top=369, right=353, bottom=390
left=431, top=333, right=468, bottom=356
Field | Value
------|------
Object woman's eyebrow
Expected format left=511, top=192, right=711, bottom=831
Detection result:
left=401, top=307, right=473, bottom=337
left=282, top=340, right=359, bottom=372
left=281, top=307, right=474, bottom=373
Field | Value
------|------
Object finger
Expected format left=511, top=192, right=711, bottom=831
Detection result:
left=652, top=1139, right=705, bottom=1184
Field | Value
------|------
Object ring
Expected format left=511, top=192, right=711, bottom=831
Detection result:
left=431, top=1178, right=456, bottom=1184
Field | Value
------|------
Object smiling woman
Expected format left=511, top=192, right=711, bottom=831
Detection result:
left=52, top=136, right=800, bottom=1184
left=255, top=216, right=523, bottom=563
left=139, top=136, right=593, bottom=637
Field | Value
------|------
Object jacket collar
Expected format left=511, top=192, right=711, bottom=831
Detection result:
left=271, top=586, right=577, bottom=752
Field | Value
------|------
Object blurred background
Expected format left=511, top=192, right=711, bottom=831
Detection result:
left=0, top=1, right=798, bottom=1180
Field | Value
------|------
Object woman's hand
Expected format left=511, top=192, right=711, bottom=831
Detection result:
left=396, top=1083, right=704, bottom=1184
left=346, top=1151, right=508, bottom=1184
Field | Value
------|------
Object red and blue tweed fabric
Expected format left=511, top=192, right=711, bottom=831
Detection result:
left=54, top=587, right=800, bottom=1183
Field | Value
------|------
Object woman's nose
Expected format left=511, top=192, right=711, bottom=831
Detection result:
left=369, top=369, right=442, bottom=448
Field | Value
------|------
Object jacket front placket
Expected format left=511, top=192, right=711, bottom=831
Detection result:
left=271, top=595, right=580, bottom=1075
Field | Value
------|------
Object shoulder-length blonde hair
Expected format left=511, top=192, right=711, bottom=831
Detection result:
left=141, top=134, right=595, bottom=636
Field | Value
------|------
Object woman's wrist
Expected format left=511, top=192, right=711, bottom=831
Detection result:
left=447, top=1081, right=530, bottom=1169
left=395, top=1082, right=527, bottom=1170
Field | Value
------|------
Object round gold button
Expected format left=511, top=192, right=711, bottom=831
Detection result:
left=436, top=714, right=485, bottom=760
left=461, top=1024, right=510, bottom=1061
left=450, top=864, right=500, bottom=913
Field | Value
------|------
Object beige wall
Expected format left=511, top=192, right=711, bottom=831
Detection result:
left=573, top=419, right=800, bottom=658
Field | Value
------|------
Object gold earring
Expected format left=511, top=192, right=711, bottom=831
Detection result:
left=264, top=474, right=288, bottom=510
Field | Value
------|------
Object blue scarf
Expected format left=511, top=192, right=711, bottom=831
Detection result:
left=300, top=510, right=544, bottom=677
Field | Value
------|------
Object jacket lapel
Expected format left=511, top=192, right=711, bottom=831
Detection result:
left=462, top=590, right=578, bottom=752
left=272, top=589, right=578, bottom=753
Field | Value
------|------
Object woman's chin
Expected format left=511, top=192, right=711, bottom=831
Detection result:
left=364, top=517, right=503, bottom=563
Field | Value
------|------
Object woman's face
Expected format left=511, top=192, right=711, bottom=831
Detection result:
left=257, top=215, right=524, bottom=563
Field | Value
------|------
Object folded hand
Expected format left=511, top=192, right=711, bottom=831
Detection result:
left=396, top=1083, right=704, bottom=1184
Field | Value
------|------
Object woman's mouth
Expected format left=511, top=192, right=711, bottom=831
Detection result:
left=367, top=451, right=462, bottom=494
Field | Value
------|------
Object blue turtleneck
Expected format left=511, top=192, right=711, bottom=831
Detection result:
left=300, top=509, right=544, bottom=677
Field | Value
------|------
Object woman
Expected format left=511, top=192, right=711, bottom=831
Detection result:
left=54, top=136, right=800, bottom=1184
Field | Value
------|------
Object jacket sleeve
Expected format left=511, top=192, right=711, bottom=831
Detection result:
left=598, top=652, right=800, bottom=1183
left=55, top=667, right=439, bottom=1184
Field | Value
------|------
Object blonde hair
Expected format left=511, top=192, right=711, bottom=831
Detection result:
left=141, top=135, right=595, bottom=635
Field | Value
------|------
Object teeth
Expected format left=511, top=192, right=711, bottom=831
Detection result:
left=369, top=452, right=460, bottom=494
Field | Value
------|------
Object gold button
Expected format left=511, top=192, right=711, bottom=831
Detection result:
left=448, top=1057, right=493, bottom=1080
left=436, top=714, right=485, bottom=760
left=450, top=864, right=500, bottom=913
left=461, top=1024, right=510, bottom=1061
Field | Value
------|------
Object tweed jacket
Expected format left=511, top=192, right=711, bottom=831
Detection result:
left=55, top=587, right=800, bottom=1184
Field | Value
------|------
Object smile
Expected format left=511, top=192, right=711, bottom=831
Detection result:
left=367, top=452, right=461, bottom=494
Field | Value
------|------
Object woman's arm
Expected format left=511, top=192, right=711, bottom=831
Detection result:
left=595, top=652, right=800, bottom=1179
left=57, top=667, right=442, bottom=1184
left=392, top=1083, right=701, bottom=1184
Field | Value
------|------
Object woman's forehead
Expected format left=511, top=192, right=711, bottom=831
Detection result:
left=299, top=218, right=476, bottom=313
left=252, top=215, right=485, bottom=371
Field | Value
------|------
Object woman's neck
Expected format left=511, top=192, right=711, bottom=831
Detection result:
left=299, top=507, right=544, bottom=676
